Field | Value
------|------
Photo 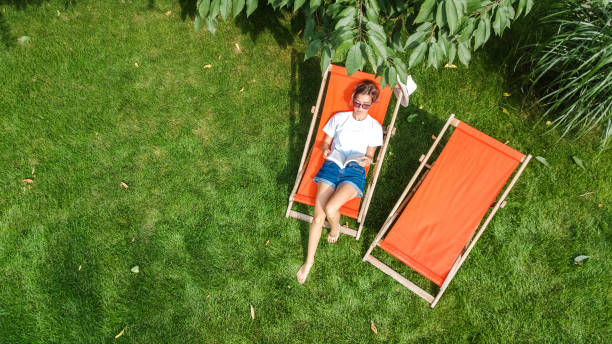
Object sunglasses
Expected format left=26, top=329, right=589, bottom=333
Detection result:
left=353, top=101, right=372, bottom=110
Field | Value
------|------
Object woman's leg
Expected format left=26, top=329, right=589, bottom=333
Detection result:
left=324, top=184, right=358, bottom=243
left=296, top=183, right=335, bottom=284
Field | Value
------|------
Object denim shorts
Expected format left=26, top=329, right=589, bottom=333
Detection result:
left=313, top=160, right=366, bottom=198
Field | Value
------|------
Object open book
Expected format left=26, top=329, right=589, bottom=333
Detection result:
left=326, top=150, right=364, bottom=169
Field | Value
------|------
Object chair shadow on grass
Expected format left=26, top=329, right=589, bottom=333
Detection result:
left=279, top=49, right=321, bottom=260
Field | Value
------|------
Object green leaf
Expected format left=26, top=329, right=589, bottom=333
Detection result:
left=346, top=43, right=365, bottom=75
left=210, top=0, right=220, bottom=17
left=391, top=24, right=404, bottom=52
left=219, top=0, right=231, bottom=20
left=483, top=12, right=491, bottom=41
left=386, top=66, right=397, bottom=88
left=369, top=34, right=388, bottom=61
left=516, top=0, right=526, bottom=18
left=405, top=31, right=428, bottom=50
left=366, top=5, right=379, bottom=23
left=525, top=0, right=534, bottom=14
left=338, top=6, right=357, bottom=19
left=447, top=42, right=457, bottom=64
left=459, top=18, right=475, bottom=42
left=437, top=35, right=447, bottom=57
left=194, top=15, right=204, bottom=32
left=232, top=0, right=245, bottom=17
left=457, top=41, right=471, bottom=66
left=535, top=156, right=550, bottom=167
left=335, top=14, right=355, bottom=31
left=198, top=0, right=211, bottom=17
left=445, top=0, right=458, bottom=34
left=436, top=1, right=446, bottom=29
left=474, top=18, right=486, bottom=50
left=416, top=22, right=433, bottom=32
left=465, top=0, right=480, bottom=13
left=205, top=17, right=217, bottom=33
left=406, top=113, right=418, bottom=122
left=366, top=21, right=386, bottom=41
left=305, top=39, right=321, bottom=60
left=393, top=57, right=408, bottom=82
left=334, top=39, right=354, bottom=62
left=310, top=0, right=321, bottom=12
left=414, top=0, right=436, bottom=24
left=364, top=43, right=378, bottom=73
left=304, top=15, right=315, bottom=39
left=320, top=45, right=333, bottom=74
left=572, top=156, right=586, bottom=170
left=409, top=42, right=427, bottom=68
left=293, top=0, right=306, bottom=12
left=492, top=7, right=503, bottom=36
left=246, top=0, right=257, bottom=17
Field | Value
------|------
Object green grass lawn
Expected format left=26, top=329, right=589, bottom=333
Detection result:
left=1, top=0, right=610, bottom=342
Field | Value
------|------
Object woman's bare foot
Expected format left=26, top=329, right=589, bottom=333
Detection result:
left=296, top=262, right=313, bottom=284
left=327, top=228, right=340, bottom=243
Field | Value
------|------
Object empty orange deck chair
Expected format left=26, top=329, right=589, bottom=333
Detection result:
left=363, top=114, right=532, bottom=308
left=285, top=64, right=402, bottom=239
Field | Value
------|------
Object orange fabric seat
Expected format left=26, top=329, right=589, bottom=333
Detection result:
left=293, top=65, right=392, bottom=218
left=379, top=122, right=525, bottom=286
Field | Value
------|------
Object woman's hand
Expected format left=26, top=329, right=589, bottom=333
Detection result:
left=322, top=148, right=331, bottom=158
left=358, top=156, right=372, bottom=167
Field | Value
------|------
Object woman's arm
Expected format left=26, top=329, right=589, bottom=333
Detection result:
left=321, top=134, right=333, bottom=158
left=358, top=146, right=377, bottom=167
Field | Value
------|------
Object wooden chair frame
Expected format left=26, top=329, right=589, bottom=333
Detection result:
left=362, top=114, right=532, bottom=308
left=285, top=65, right=402, bottom=240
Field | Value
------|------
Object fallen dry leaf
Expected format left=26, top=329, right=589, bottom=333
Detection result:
left=22, top=178, right=34, bottom=184
left=120, top=182, right=129, bottom=188
left=131, top=266, right=139, bottom=273
left=165, top=10, right=172, bottom=16
left=599, top=204, right=604, bottom=208
left=431, top=134, right=437, bottom=140
left=239, top=87, right=244, bottom=92
left=503, top=92, right=511, bottom=97
left=78, top=265, right=82, bottom=271
left=130, top=237, right=135, bottom=243
left=444, top=64, right=457, bottom=69
left=297, top=29, right=303, bottom=36
left=204, top=64, right=212, bottom=69
left=370, top=320, right=378, bottom=334
left=265, top=240, right=269, bottom=246
left=57, top=10, right=60, bottom=16
left=504, top=140, right=510, bottom=145
left=115, top=328, right=125, bottom=339
left=418, top=104, right=423, bottom=109
left=250, top=304, right=255, bottom=320
left=218, top=55, right=222, bottom=60
left=344, top=222, right=349, bottom=228
left=31, top=167, right=35, bottom=176
left=206, top=294, right=210, bottom=299
left=235, top=43, right=241, bottom=53
left=134, top=62, right=139, bottom=68
left=501, top=107, right=510, bottom=115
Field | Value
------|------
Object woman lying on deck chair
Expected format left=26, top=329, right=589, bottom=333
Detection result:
left=297, top=80, right=383, bottom=284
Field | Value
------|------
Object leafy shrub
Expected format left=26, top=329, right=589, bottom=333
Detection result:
left=521, top=0, right=611, bottom=145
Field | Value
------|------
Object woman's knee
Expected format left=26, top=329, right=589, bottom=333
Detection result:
left=312, top=213, right=326, bottom=225
left=324, top=204, right=339, bottom=218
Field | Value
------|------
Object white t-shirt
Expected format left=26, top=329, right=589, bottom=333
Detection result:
left=323, top=111, right=383, bottom=158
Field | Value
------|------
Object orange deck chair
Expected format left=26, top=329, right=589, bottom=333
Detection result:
left=285, top=64, right=403, bottom=240
left=363, top=114, right=532, bottom=308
